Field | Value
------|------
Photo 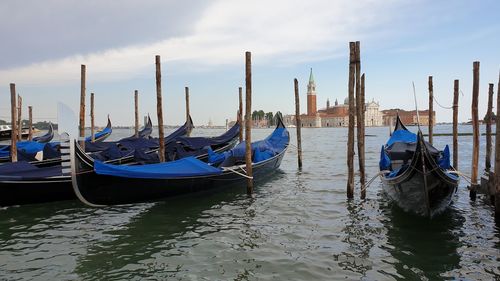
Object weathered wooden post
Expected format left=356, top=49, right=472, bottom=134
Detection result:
left=359, top=73, right=367, bottom=199
left=90, top=93, right=95, bottom=143
left=134, top=90, right=139, bottom=137
left=17, top=95, right=22, bottom=141
left=495, top=71, right=500, bottom=219
left=239, top=87, right=243, bottom=142
left=155, top=55, right=165, bottom=163
left=245, top=51, right=253, bottom=194
left=428, top=76, right=434, bottom=145
left=79, top=64, right=86, bottom=149
left=485, top=84, right=494, bottom=173
left=470, top=61, right=480, bottom=200
left=453, top=80, right=459, bottom=169
left=185, top=87, right=192, bottom=136
left=294, top=78, right=303, bottom=169
left=347, top=42, right=356, bottom=199
left=10, top=84, right=18, bottom=162
left=28, top=106, right=33, bottom=141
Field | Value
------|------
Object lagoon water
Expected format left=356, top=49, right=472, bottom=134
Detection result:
left=0, top=125, right=499, bottom=280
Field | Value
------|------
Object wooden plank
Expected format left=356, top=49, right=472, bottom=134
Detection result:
left=155, top=55, right=165, bottom=162
left=79, top=65, right=86, bottom=149
left=294, top=78, right=303, bottom=169
left=185, top=86, right=191, bottom=136
left=135, top=90, right=139, bottom=137
left=28, top=106, right=33, bottom=141
left=453, top=80, right=459, bottom=169
left=239, top=87, right=243, bottom=142
left=17, top=95, right=22, bottom=141
left=428, top=76, right=434, bottom=145
left=10, top=84, right=17, bottom=162
left=486, top=83, right=494, bottom=172
left=470, top=61, right=480, bottom=200
left=90, top=93, right=95, bottom=143
left=494, top=70, right=500, bottom=219
left=347, top=42, right=356, bottom=199
left=245, top=51, right=253, bottom=194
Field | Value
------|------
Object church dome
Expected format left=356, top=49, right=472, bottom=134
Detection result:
left=344, top=96, right=356, bottom=105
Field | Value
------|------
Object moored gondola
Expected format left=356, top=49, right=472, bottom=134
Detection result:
left=32, top=122, right=55, bottom=143
left=85, top=116, right=113, bottom=142
left=71, top=116, right=289, bottom=206
left=379, top=115, right=459, bottom=217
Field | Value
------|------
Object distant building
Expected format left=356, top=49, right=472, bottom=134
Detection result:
left=297, top=68, right=383, bottom=128
left=382, top=109, right=436, bottom=126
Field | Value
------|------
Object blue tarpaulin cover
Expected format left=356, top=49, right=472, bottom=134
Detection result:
left=379, top=146, right=391, bottom=170
left=0, top=161, right=62, bottom=179
left=0, top=141, right=46, bottom=158
left=94, top=156, right=222, bottom=179
left=438, top=145, right=451, bottom=169
left=386, top=129, right=417, bottom=147
left=210, top=127, right=289, bottom=166
left=85, top=126, right=112, bottom=142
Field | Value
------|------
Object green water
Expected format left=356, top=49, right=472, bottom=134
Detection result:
left=0, top=126, right=499, bottom=280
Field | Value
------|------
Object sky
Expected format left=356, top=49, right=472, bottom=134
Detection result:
left=0, top=0, right=499, bottom=126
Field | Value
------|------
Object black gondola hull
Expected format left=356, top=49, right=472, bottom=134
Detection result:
left=72, top=142, right=286, bottom=206
left=0, top=178, right=73, bottom=206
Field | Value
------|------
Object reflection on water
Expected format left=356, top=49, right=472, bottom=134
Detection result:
left=0, top=126, right=499, bottom=280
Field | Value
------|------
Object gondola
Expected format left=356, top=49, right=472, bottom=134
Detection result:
left=32, top=123, right=55, bottom=143
left=0, top=125, right=30, bottom=141
left=0, top=116, right=234, bottom=206
left=379, top=115, right=459, bottom=217
left=85, top=116, right=112, bottom=142
left=71, top=116, right=289, bottom=206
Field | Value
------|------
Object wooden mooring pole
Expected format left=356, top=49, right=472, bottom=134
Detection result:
left=470, top=61, right=480, bottom=200
left=28, top=106, right=33, bottom=141
left=428, top=76, right=434, bottom=145
left=239, top=87, right=243, bottom=142
left=155, top=55, right=165, bottom=163
left=245, top=51, right=253, bottom=194
left=453, top=80, right=459, bottom=169
left=485, top=84, right=494, bottom=173
left=134, top=90, right=139, bottom=137
left=494, top=71, right=500, bottom=220
left=90, top=93, right=95, bottom=143
left=10, top=84, right=18, bottom=162
left=185, top=87, right=191, bottom=136
left=294, top=78, right=303, bottom=169
left=79, top=65, right=86, bottom=149
left=347, top=42, right=356, bottom=199
left=359, top=73, right=366, bottom=199
left=17, top=95, right=22, bottom=141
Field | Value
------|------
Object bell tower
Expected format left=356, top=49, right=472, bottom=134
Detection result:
left=307, top=68, right=317, bottom=116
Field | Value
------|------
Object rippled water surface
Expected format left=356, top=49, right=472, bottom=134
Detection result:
left=1, top=125, right=499, bottom=280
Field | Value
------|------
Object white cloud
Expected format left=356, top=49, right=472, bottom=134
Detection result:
left=0, top=0, right=403, bottom=86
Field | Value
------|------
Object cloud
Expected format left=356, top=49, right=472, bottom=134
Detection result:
left=0, top=0, right=405, bottom=86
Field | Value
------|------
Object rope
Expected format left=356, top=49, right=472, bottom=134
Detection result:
left=224, top=167, right=253, bottom=179
left=433, top=95, right=454, bottom=109
left=360, top=170, right=390, bottom=193
left=449, top=168, right=472, bottom=185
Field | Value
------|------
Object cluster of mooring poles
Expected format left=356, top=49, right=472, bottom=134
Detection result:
left=345, top=41, right=366, bottom=199
left=422, top=61, right=500, bottom=220
left=8, top=84, right=37, bottom=162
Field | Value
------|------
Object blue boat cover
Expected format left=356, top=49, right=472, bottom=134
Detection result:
left=0, top=141, right=46, bottom=158
left=386, top=129, right=417, bottom=147
left=94, top=156, right=222, bottom=179
left=379, top=146, right=391, bottom=170
left=210, top=127, right=289, bottom=166
left=0, top=161, right=62, bottom=179
left=438, top=145, right=451, bottom=169
left=85, top=126, right=112, bottom=142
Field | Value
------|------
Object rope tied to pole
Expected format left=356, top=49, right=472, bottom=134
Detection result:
left=360, top=170, right=391, bottom=193
left=224, top=166, right=254, bottom=179
left=433, top=95, right=454, bottom=110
